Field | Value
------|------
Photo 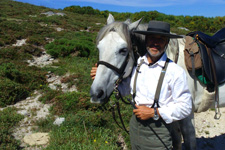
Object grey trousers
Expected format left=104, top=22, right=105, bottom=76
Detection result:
left=129, top=114, right=172, bottom=150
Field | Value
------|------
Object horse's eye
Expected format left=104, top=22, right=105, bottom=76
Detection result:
left=119, top=48, right=128, bottom=55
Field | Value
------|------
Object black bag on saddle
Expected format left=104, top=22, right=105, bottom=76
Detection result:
left=184, top=28, right=225, bottom=86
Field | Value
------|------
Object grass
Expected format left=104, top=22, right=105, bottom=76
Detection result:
left=0, top=107, right=24, bottom=150
left=35, top=54, right=132, bottom=149
left=36, top=90, right=133, bottom=149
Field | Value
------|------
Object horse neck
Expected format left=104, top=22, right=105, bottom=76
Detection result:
left=176, top=38, right=186, bottom=67
left=131, top=23, right=147, bottom=58
left=166, top=38, right=179, bottom=62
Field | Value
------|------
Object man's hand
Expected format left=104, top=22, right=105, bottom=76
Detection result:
left=90, top=63, right=97, bottom=80
left=133, top=104, right=155, bottom=120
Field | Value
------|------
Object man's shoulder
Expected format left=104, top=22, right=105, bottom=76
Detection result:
left=167, top=60, right=186, bottom=75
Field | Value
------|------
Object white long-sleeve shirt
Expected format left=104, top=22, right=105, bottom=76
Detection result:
left=119, top=53, right=192, bottom=124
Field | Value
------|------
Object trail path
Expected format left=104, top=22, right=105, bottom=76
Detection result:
left=191, top=108, right=225, bottom=150
left=1, top=48, right=77, bottom=149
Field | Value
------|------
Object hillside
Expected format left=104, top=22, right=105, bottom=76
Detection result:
left=0, top=0, right=109, bottom=149
left=1, top=0, right=225, bottom=149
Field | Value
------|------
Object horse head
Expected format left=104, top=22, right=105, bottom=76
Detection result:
left=90, top=14, right=142, bottom=104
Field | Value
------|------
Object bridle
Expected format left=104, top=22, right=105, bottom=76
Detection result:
left=97, top=50, right=130, bottom=84
left=97, top=51, right=133, bottom=134
left=96, top=29, right=137, bottom=134
left=95, top=21, right=142, bottom=134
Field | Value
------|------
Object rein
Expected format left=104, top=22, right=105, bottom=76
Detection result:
left=96, top=23, right=141, bottom=134
left=97, top=51, right=133, bottom=134
left=111, top=87, right=132, bottom=134
left=96, top=34, right=137, bottom=134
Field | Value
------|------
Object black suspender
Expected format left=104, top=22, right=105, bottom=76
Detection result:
left=133, top=58, right=170, bottom=108
left=151, top=58, right=170, bottom=108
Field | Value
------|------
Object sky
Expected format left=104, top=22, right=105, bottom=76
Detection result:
left=14, top=0, right=225, bottom=17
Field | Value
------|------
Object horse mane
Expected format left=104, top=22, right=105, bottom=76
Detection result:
left=96, top=22, right=132, bottom=51
left=132, top=23, right=148, bottom=57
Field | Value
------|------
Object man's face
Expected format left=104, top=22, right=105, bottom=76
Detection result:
left=146, top=34, right=169, bottom=57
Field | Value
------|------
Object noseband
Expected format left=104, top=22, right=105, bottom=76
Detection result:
left=97, top=52, right=130, bottom=84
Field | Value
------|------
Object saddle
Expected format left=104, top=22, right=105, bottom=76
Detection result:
left=187, top=27, right=225, bottom=85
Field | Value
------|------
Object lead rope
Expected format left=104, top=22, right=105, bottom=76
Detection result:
left=110, top=94, right=129, bottom=134
left=110, top=59, right=145, bottom=135
left=132, top=58, right=170, bottom=150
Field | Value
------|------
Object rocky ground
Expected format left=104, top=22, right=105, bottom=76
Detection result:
left=193, top=108, right=225, bottom=150
left=1, top=40, right=77, bottom=149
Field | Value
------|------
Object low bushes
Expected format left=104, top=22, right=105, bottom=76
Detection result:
left=45, top=34, right=96, bottom=58
left=0, top=62, right=46, bottom=107
left=0, top=107, right=24, bottom=149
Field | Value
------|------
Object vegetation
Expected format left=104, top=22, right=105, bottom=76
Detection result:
left=0, top=0, right=224, bottom=149
left=0, top=47, right=46, bottom=107
left=45, top=32, right=96, bottom=58
left=64, top=5, right=225, bottom=34
left=0, top=107, right=24, bottom=149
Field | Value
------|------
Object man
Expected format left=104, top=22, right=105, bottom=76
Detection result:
left=91, top=21, right=192, bottom=150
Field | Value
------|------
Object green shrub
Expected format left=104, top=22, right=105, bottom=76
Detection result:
left=50, top=92, right=93, bottom=115
left=27, top=35, right=46, bottom=46
left=0, top=46, right=32, bottom=60
left=0, top=34, right=17, bottom=45
left=0, top=62, right=46, bottom=106
left=45, top=37, right=94, bottom=58
left=19, top=45, right=43, bottom=56
left=0, top=77, right=28, bottom=107
left=0, top=62, right=46, bottom=84
left=0, top=63, right=23, bottom=82
left=0, top=41, right=4, bottom=46
left=36, top=15, right=63, bottom=25
left=39, top=88, right=63, bottom=104
left=0, top=107, right=24, bottom=150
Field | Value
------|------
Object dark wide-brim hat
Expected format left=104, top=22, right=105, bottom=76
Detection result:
left=133, top=20, right=183, bottom=38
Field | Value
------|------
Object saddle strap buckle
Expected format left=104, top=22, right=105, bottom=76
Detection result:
left=214, top=101, right=221, bottom=120
left=214, top=110, right=221, bottom=120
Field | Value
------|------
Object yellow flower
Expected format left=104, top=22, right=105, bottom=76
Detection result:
left=105, top=141, right=108, bottom=144
left=40, top=84, right=42, bottom=87
left=94, top=139, right=96, bottom=143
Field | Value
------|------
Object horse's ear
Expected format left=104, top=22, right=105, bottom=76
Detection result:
left=107, top=13, right=115, bottom=25
left=124, top=19, right=131, bottom=24
left=128, top=17, right=143, bottom=30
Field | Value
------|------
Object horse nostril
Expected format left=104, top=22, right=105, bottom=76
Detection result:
left=97, top=90, right=104, bottom=98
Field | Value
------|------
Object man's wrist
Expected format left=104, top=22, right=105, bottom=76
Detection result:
left=153, top=107, right=160, bottom=120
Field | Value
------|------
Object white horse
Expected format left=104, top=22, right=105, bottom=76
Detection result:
left=90, top=14, right=225, bottom=150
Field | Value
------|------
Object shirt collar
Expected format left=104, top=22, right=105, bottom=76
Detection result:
left=141, top=52, right=168, bottom=68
